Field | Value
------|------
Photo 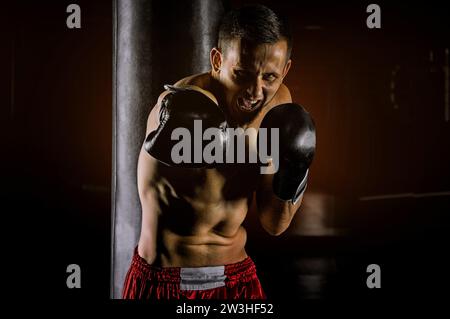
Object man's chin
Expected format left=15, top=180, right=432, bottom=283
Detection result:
left=231, top=101, right=264, bottom=125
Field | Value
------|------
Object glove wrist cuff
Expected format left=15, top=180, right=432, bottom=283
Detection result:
left=291, top=169, right=309, bottom=205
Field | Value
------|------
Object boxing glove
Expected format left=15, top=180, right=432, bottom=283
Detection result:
left=144, top=85, right=229, bottom=167
left=258, top=103, right=316, bottom=204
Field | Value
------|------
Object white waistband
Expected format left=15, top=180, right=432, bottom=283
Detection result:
left=180, top=265, right=226, bottom=291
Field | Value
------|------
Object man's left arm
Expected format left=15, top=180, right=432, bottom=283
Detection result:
left=254, top=85, right=315, bottom=236
left=256, top=168, right=304, bottom=236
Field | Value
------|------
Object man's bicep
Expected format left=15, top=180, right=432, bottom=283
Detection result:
left=137, top=147, right=159, bottom=203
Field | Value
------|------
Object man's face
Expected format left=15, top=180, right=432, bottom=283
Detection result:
left=212, top=39, right=291, bottom=125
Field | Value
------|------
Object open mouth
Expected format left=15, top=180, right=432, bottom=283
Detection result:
left=237, top=97, right=261, bottom=112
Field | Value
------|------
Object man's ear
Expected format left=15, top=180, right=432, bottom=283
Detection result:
left=210, top=47, right=223, bottom=73
left=281, top=59, right=292, bottom=80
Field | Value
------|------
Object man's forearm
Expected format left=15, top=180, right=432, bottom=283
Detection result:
left=255, top=172, right=303, bottom=236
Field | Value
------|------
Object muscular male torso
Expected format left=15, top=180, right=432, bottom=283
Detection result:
left=137, top=72, right=291, bottom=267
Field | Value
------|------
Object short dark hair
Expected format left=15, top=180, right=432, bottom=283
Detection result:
left=218, top=4, right=292, bottom=60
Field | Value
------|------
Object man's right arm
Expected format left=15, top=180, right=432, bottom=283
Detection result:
left=136, top=92, right=168, bottom=262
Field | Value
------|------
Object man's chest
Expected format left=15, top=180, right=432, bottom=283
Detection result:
left=156, top=162, right=260, bottom=204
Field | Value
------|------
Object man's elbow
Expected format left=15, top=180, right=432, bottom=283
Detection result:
left=264, top=227, right=286, bottom=236
left=260, top=217, right=290, bottom=236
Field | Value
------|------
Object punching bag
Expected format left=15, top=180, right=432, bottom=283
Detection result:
left=111, top=0, right=226, bottom=299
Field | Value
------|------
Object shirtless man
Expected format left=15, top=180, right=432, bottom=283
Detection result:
left=122, top=4, right=315, bottom=299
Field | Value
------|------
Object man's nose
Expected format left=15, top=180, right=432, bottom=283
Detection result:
left=246, top=77, right=264, bottom=100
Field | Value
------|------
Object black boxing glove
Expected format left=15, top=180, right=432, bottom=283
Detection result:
left=144, top=85, right=229, bottom=167
left=258, top=103, right=316, bottom=204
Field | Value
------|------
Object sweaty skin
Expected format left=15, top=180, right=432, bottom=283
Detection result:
left=137, top=39, right=305, bottom=267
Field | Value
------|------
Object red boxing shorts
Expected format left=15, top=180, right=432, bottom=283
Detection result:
left=122, top=247, right=266, bottom=299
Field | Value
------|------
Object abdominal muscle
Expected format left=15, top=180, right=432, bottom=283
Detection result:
left=158, top=223, right=248, bottom=267
left=138, top=166, right=255, bottom=268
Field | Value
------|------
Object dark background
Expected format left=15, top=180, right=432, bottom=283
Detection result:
left=2, top=0, right=449, bottom=307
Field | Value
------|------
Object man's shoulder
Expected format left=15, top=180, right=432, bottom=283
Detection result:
left=274, top=83, right=292, bottom=104
left=154, top=72, right=213, bottom=108
left=173, top=72, right=212, bottom=90
left=265, top=83, right=292, bottom=113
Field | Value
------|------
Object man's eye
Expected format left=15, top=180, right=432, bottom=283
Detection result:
left=234, top=70, right=252, bottom=83
left=235, top=70, right=246, bottom=77
left=264, top=74, right=276, bottom=82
